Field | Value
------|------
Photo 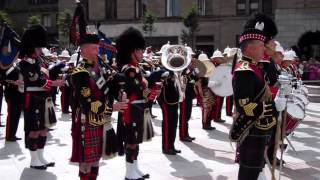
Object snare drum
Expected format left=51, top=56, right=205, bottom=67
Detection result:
left=285, top=113, right=302, bottom=135
left=287, top=100, right=305, bottom=119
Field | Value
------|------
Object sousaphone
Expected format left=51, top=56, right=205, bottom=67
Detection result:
left=161, top=45, right=191, bottom=72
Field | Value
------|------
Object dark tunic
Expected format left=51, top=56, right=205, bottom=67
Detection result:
left=231, top=56, right=277, bottom=179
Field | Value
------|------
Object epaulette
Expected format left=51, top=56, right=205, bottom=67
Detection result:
left=121, top=64, right=140, bottom=78
left=234, top=61, right=254, bottom=72
left=71, top=66, right=89, bottom=75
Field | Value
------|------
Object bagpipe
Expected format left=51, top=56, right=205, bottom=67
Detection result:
left=0, top=22, right=20, bottom=70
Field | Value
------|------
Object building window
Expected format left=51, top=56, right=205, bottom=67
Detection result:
left=42, top=14, right=52, bottom=27
left=236, top=0, right=246, bottom=15
left=249, top=0, right=259, bottom=14
left=236, top=0, right=270, bottom=15
left=198, top=0, right=213, bottom=16
left=29, top=0, right=58, bottom=5
left=106, top=0, right=117, bottom=19
left=262, top=0, right=272, bottom=14
left=196, top=35, right=214, bottom=43
left=135, top=0, right=147, bottom=19
left=166, top=0, right=180, bottom=17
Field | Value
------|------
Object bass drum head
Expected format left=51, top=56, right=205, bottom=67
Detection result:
left=209, top=64, right=233, bottom=97
left=300, top=86, right=309, bottom=95
left=294, top=93, right=309, bottom=105
left=287, top=101, right=305, bottom=119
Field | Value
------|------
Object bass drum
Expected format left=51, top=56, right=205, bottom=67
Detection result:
left=294, top=93, right=309, bottom=105
left=287, top=100, right=305, bottom=119
left=209, top=64, right=233, bottom=97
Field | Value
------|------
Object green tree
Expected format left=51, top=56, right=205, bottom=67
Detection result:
left=0, top=11, right=12, bottom=25
left=142, top=10, right=157, bottom=37
left=181, top=6, right=199, bottom=49
left=58, top=9, right=73, bottom=47
left=27, top=15, right=41, bottom=27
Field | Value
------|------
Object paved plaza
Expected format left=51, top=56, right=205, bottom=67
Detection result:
left=0, top=99, right=320, bottom=180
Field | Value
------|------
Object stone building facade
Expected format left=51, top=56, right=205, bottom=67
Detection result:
left=1, top=0, right=59, bottom=45
left=275, top=0, right=320, bottom=49
left=1, top=0, right=319, bottom=53
left=77, top=0, right=275, bottom=54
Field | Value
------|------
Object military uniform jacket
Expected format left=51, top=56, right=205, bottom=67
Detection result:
left=158, top=72, right=180, bottom=105
left=230, top=56, right=276, bottom=142
left=71, top=59, right=113, bottom=125
left=120, top=64, right=149, bottom=124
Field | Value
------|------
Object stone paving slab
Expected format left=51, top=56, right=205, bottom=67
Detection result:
left=0, top=99, right=320, bottom=180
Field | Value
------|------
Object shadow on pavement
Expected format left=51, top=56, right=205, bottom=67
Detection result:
left=165, top=155, right=214, bottom=180
left=19, top=168, right=57, bottom=180
left=0, top=141, right=23, bottom=160
left=183, top=141, right=234, bottom=165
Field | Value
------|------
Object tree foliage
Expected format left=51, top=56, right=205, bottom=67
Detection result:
left=181, top=6, right=199, bottom=48
left=27, top=15, right=41, bottom=27
left=0, top=11, right=12, bottom=25
left=142, top=10, right=157, bottom=36
left=58, top=9, right=73, bottom=47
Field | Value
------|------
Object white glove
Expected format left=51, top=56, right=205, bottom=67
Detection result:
left=274, top=92, right=286, bottom=111
left=208, top=80, right=221, bottom=88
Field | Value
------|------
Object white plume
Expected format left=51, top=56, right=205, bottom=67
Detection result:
left=255, top=22, right=264, bottom=31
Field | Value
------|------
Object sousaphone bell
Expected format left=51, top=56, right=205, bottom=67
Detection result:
left=161, top=45, right=191, bottom=72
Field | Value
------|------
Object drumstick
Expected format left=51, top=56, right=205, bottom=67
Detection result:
left=272, top=109, right=282, bottom=180
left=279, top=101, right=288, bottom=180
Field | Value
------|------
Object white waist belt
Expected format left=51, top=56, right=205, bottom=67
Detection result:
left=130, top=99, right=147, bottom=104
left=26, top=87, right=47, bottom=91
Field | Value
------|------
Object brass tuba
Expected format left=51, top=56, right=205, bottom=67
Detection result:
left=161, top=45, right=191, bottom=72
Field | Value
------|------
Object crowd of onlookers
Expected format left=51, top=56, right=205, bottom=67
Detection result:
left=301, top=57, right=320, bottom=80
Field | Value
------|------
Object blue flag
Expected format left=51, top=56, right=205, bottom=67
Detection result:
left=98, top=30, right=116, bottom=61
left=0, top=23, right=20, bottom=69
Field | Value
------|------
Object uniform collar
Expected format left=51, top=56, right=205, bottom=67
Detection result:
left=82, top=58, right=96, bottom=67
left=242, top=56, right=258, bottom=66
left=24, top=58, right=36, bottom=64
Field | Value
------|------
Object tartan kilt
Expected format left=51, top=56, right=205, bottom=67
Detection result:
left=76, top=111, right=103, bottom=163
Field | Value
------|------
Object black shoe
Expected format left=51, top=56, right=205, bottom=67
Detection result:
left=188, top=136, right=196, bottom=141
left=0, top=124, right=4, bottom=127
left=151, top=115, right=157, bottom=119
left=269, top=158, right=286, bottom=166
left=125, top=178, right=144, bottom=180
left=163, top=149, right=176, bottom=155
left=276, top=158, right=286, bottom=166
left=62, top=111, right=71, bottom=114
left=48, top=128, right=54, bottom=131
left=30, top=165, right=47, bottom=170
left=215, top=119, right=226, bottom=123
left=54, top=104, right=59, bottom=107
left=203, top=126, right=216, bottom=130
left=279, top=144, right=288, bottom=151
left=174, top=148, right=181, bottom=153
left=142, top=173, right=150, bottom=179
left=6, top=137, right=22, bottom=142
left=180, top=138, right=192, bottom=142
left=45, top=162, right=55, bottom=167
